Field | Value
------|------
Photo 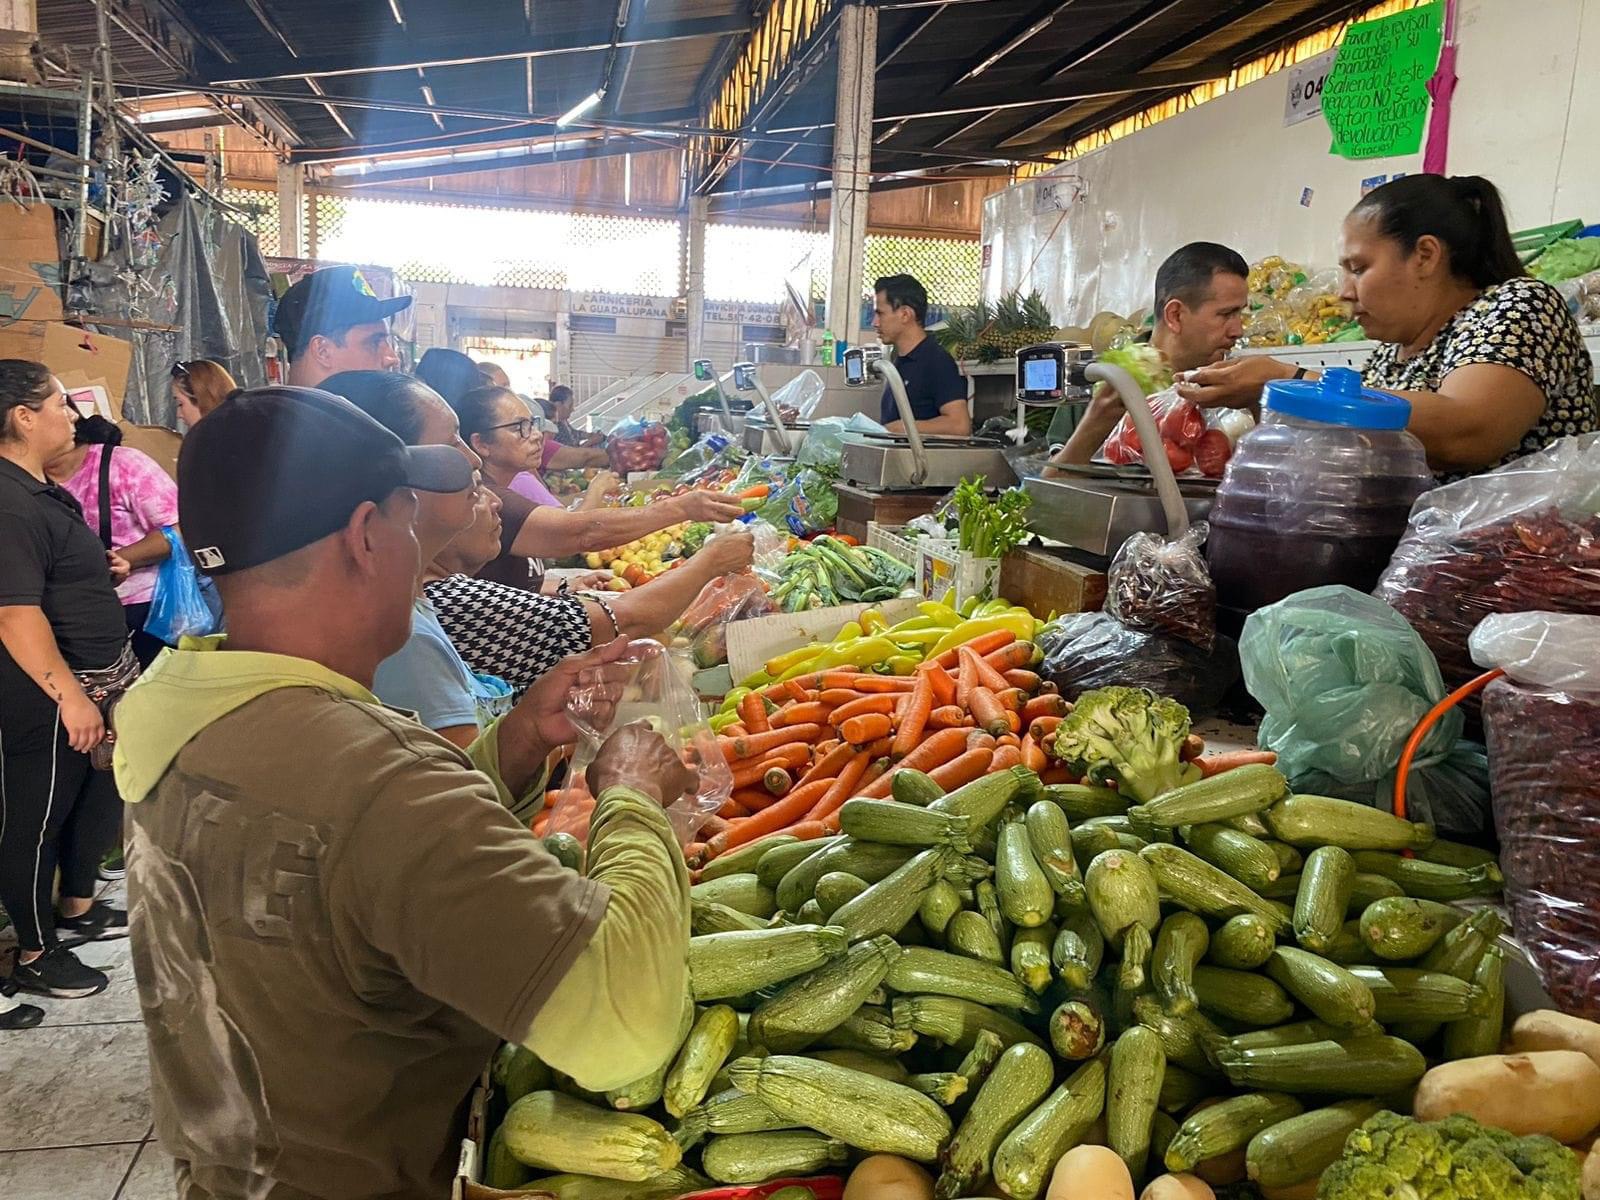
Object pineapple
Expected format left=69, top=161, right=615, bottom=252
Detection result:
left=938, top=291, right=1056, bottom=361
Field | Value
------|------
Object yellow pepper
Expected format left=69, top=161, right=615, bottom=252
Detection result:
left=927, top=611, right=1039, bottom=659
left=859, top=608, right=890, bottom=635
left=888, top=615, right=939, bottom=634
left=765, top=643, right=824, bottom=678
left=709, top=711, right=742, bottom=733
left=889, top=627, right=949, bottom=646
left=833, top=620, right=863, bottom=643
left=805, top=635, right=901, bottom=674
left=738, top=669, right=773, bottom=690
left=959, top=595, right=984, bottom=618
left=883, top=654, right=920, bottom=676
left=917, top=601, right=961, bottom=627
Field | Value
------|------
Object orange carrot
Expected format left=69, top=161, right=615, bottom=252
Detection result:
left=856, top=727, right=971, bottom=799
left=829, top=694, right=898, bottom=724
left=731, top=785, right=781, bottom=812
left=730, top=745, right=809, bottom=789
left=997, top=733, right=1021, bottom=750
left=1041, top=765, right=1076, bottom=784
left=923, top=662, right=957, bottom=706
left=846, top=675, right=917, bottom=693
left=1022, top=694, right=1069, bottom=723
left=531, top=812, right=551, bottom=837
left=785, top=820, right=830, bottom=843
left=967, top=647, right=1012, bottom=693
left=984, top=641, right=1036, bottom=672
left=1021, top=733, right=1047, bottom=772
left=722, top=723, right=748, bottom=739
left=717, top=795, right=753, bottom=819
left=840, top=712, right=893, bottom=745
left=892, top=670, right=935, bottom=759
left=707, top=779, right=832, bottom=855
left=781, top=680, right=811, bottom=703
left=821, top=758, right=889, bottom=831
left=1003, top=669, right=1042, bottom=692
left=928, top=705, right=970, bottom=729
left=995, top=687, right=1029, bottom=712
left=820, top=670, right=864, bottom=689
left=809, top=749, right=873, bottom=820
left=929, top=629, right=1017, bottom=670
left=814, top=737, right=840, bottom=757
left=721, top=723, right=825, bottom=762
left=683, top=841, right=706, bottom=868
left=990, top=744, right=1022, bottom=771
left=970, top=686, right=1010, bottom=736
left=929, top=747, right=994, bottom=790
left=1005, top=710, right=1022, bottom=734
left=697, top=813, right=730, bottom=839
left=760, top=673, right=820, bottom=700
left=800, top=741, right=857, bottom=785
left=1196, top=750, right=1279, bottom=777
left=955, top=657, right=974, bottom=709
left=775, top=701, right=832, bottom=727
left=739, top=691, right=769, bottom=734
left=818, top=688, right=865, bottom=706
left=1181, top=733, right=1206, bottom=762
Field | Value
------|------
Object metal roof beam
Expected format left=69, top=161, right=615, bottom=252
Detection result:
left=947, top=0, right=1085, bottom=88
left=207, top=14, right=751, bottom=86
left=331, top=135, right=665, bottom=186
left=1039, top=0, right=1191, bottom=81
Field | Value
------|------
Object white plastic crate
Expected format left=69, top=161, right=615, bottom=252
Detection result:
left=917, top=540, right=1002, bottom=606
left=866, top=521, right=925, bottom=569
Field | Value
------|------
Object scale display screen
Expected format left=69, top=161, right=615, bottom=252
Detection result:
left=844, top=352, right=866, bottom=386
left=1022, top=356, right=1060, bottom=392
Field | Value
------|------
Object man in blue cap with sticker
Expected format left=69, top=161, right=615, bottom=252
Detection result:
left=277, top=265, right=413, bottom=388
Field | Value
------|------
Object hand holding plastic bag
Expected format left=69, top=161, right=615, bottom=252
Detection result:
left=1106, top=523, right=1217, bottom=650
left=144, top=527, right=218, bottom=644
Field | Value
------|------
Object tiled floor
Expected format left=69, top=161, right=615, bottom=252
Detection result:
left=0, top=881, right=173, bottom=1200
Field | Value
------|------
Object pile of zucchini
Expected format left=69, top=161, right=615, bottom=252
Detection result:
left=481, top=761, right=1510, bottom=1199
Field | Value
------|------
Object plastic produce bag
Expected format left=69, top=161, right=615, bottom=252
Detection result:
left=1039, top=611, right=1238, bottom=719
left=1105, top=523, right=1217, bottom=651
left=1375, top=433, right=1600, bottom=713
left=795, top=415, right=850, bottom=471
left=547, top=639, right=732, bottom=847
left=1555, top=267, right=1600, bottom=323
left=1472, top=612, right=1600, bottom=1018
left=660, top=432, right=732, bottom=479
left=680, top=572, right=775, bottom=669
left=756, top=467, right=838, bottom=536
left=144, top=527, right=218, bottom=644
left=768, top=368, right=826, bottom=421
left=1239, top=585, right=1490, bottom=836
left=1097, top=388, right=1236, bottom=479
left=606, top=419, right=672, bottom=474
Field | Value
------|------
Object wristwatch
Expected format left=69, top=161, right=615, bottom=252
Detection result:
left=1292, top=367, right=1309, bottom=381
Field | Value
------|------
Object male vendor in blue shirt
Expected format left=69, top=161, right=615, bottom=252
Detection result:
left=872, top=273, right=972, bottom=437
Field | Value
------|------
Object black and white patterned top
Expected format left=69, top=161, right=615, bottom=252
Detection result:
left=1362, top=276, right=1597, bottom=480
left=424, top=573, right=593, bottom=695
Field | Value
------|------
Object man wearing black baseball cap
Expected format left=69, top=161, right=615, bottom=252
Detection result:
left=276, top=265, right=413, bottom=388
left=110, top=387, right=694, bottom=1198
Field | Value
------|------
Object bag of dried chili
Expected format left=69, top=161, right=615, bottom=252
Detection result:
left=1376, top=433, right=1600, bottom=720
left=1472, top=611, right=1600, bottom=1020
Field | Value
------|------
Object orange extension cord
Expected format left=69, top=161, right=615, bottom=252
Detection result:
left=1392, top=668, right=1506, bottom=844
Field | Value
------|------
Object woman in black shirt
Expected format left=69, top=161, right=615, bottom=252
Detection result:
left=0, top=361, right=136, bottom=1008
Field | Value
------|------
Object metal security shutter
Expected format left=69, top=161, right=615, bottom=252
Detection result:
left=569, top=331, right=682, bottom=381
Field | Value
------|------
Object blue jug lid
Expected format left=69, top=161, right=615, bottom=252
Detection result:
left=1263, top=366, right=1412, bottom=430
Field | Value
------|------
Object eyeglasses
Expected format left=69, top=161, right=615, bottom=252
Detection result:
left=485, top=418, right=537, bottom=440
left=170, top=361, right=194, bottom=380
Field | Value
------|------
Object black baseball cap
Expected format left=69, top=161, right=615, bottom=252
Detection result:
left=178, top=386, right=473, bottom=575
left=273, top=266, right=413, bottom=358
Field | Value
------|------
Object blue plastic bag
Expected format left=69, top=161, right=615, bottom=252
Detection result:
left=144, top=527, right=218, bottom=644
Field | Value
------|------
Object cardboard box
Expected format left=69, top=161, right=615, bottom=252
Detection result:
left=0, top=200, right=63, bottom=326
left=118, top=422, right=181, bottom=481
left=0, top=321, right=134, bottom=418
left=725, top=596, right=921, bottom=682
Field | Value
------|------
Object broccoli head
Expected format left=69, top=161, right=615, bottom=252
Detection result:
left=1317, top=1111, right=1581, bottom=1200
left=1047, top=685, right=1191, bottom=802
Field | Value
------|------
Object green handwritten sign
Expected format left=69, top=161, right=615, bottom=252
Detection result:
left=1321, top=3, right=1444, bottom=160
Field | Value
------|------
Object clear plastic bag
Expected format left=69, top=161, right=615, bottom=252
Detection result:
left=1375, top=433, right=1600, bottom=710
left=768, top=369, right=826, bottom=421
left=680, top=573, right=775, bottom=669
left=660, top=432, right=732, bottom=479
left=796, top=416, right=850, bottom=471
left=548, top=639, right=732, bottom=847
left=144, top=527, right=218, bottom=644
left=756, top=466, right=838, bottom=535
left=1038, top=611, right=1239, bottom=719
left=1106, top=523, right=1217, bottom=651
left=1238, top=585, right=1490, bottom=835
left=1471, top=612, right=1600, bottom=1018
left=1096, top=389, right=1240, bottom=480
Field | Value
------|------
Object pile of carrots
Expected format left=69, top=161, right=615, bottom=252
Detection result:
left=685, top=630, right=1079, bottom=867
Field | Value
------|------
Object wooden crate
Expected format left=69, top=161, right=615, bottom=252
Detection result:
left=999, top=546, right=1107, bottom=616
left=834, top=484, right=946, bottom=543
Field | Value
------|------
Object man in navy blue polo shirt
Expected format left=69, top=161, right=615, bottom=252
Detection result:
left=872, top=274, right=972, bottom=437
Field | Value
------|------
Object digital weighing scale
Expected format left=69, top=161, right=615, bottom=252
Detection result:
left=836, top=344, right=1018, bottom=490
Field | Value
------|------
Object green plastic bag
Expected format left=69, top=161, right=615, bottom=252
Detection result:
left=1239, top=584, right=1490, bottom=837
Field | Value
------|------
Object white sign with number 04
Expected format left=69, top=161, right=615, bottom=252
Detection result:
left=1284, top=49, right=1337, bottom=127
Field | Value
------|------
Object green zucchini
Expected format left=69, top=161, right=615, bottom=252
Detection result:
left=541, top=831, right=585, bottom=873
left=832, top=847, right=954, bottom=942
left=1266, top=840, right=1304, bottom=874
left=1118, top=921, right=1154, bottom=992
left=662, top=1005, right=739, bottom=1117
left=1108, top=1024, right=1167, bottom=1180
left=1024, top=800, right=1086, bottom=905
left=1049, top=995, right=1107, bottom=1060
left=1052, top=910, right=1106, bottom=990
left=607, top=995, right=691, bottom=1111
left=1139, top=843, right=1289, bottom=931
left=691, top=899, right=773, bottom=935
left=1321, top=918, right=1379, bottom=965
left=1011, top=923, right=1055, bottom=994
left=1228, top=811, right=1272, bottom=838
left=1442, top=944, right=1505, bottom=1061
left=691, top=873, right=777, bottom=918
left=1149, top=1109, right=1181, bottom=1173
left=1213, top=1034, right=1426, bottom=1095
left=818, top=838, right=920, bottom=885
left=892, top=767, right=945, bottom=806
left=1164, top=1091, right=1303, bottom=1173
left=894, top=994, right=1045, bottom=1051
left=689, top=925, right=849, bottom=1001
left=1346, top=965, right=1482, bottom=1022
left=794, top=899, right=826, bottom=925
left=727, top=1053, right=953, bottom=1162
left=1356, top=897, right=1464, bottom=961
left=498, top=1045, right=552, bottom=1105
left=975, top=879, right=1010, bottom=953
left=1244, top=1097, right=1386, bottom=1188
left=997, top=814, right=1054, bottom=928
left=1347, top=871, right=1407, bottom=910
left=1085, top=848, right=1162, bottom=946
left=1069, top=821, right=1128, bottom=870
left=699, top=834, right=797, bottom=883
left=1152, top=911, right=1210, bottom=1015
left=484, top=1126, right=534, bottom=1189
left=701, top=1131, right=849, bottom=1184
left=809, top=1048, right=910, bottom=1082
left=502, top=1091, right=681, bottom=1181
left=885, top=946, right=1040, bottom=1012
left=946, top=908, right=1006, bottom=965
left=930, top=764, right=1039, bottom=825
left=956, top=1028, right=1007, bottom=1092
left=1043, top=781, right=1129, bottom=822
left=1207, top=914, right=1277, bottom=971
left=1258, top=872, right=1302, bottom=900
left=1264, top=795, right=1434, bottom=851
left=1193, top=965, right=1295, bottom=1026
left=814, top=871, right=869, bottom=917
left=1184, top=823, right=1282, bottom=890
left=757, top=835, right=840, bottom=889
left=1419, top=905, right=1505, bottom=976
left=1222, top=1018, right=1380, bottom=1054
left=1347, top=853, right=1503, bottom=900
left=1417, top=838, right=1500, bottom=869
left=919, top=879, right=963, bottom=942
left=1292, top=845, right=1355, bottom=953
left=1132, top=993, right=1227, bottom=1076
left=815, top=1004, right=917, bottom=1054
left=519, top=1166, right=710, bottom=1200
left=1263, top=946, right=1375, bottom=1029
left=775, top=844, right=838, bottom=912
left=937, top=1043, right=1056, bottom=1198
left=678, top=1088, right=798, bottom=1138
left=1159, top=1064, right=1214, bottom=1113
left=910, top=1071, right=970, bottom=1106
left=749, top=935, right=901, bottom=1052
left=839, top=797, right=974, bottom=852
left=1126, top=763, right=1288, bottom=827
left=992, top=1055, right=1109, bottom=1200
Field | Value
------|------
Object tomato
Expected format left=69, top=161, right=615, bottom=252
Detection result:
left=1157, top=398, right=1206, bottom=448
left=1162, top=439, right=1194, bottom=475
left=1194, top=428, right=1232, bottom=479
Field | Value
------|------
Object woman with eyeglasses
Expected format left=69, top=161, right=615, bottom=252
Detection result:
left=171, top=359, right=237, bottom=428
left=451, top=385, right=747, bottom=593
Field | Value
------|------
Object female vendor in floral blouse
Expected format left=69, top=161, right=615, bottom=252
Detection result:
left=1178, top=175, right=1597, bottom=479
